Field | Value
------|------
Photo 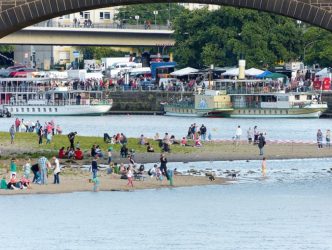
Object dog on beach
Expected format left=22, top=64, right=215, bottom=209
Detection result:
left=209, top=176, right=215, bottom=181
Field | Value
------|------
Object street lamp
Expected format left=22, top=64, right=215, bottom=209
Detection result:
left=135, top=15, right=139, bottom=28
left=303, top=40, right=319, bottom=64
left=153, top=10, right=158, bottom=28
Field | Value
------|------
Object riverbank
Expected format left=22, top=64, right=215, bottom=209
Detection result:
left=0, top=173, right=229, bottom=195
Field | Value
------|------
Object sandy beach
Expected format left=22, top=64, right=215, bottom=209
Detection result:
left=1, top=132, right=332, bottom=195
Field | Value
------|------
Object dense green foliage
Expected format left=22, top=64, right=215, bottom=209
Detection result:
left=302, top=26, right=332, bottom=66
left=77, top=47, right=127, bottom=60
left=172, top=7, right=305, bottom=68
left=114, top=3, right=185, bottom=25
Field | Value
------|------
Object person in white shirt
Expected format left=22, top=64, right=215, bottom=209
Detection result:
left=53, top=156, right=61, bottom=184
left=235, top=125, right=242, bottom=146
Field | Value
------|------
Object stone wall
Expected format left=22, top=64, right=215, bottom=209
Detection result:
left=110, top=91, right=193, bottom=112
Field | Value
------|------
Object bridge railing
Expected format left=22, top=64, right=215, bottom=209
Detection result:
left=31, top=21, right=172, bottom=31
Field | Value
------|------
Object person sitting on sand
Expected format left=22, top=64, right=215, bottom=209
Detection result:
left=195, top=138, right=202, bottom=147
left=139, top=134, right=148, bottom=145
left=147, top=143, right=155, bottom=152
left=7, top=173, right=21, bottom=190
left=1, top=176, right=7, bottom=189
left=156, top=167, right=163, bottom=181
left=67, top=148, right=75, bottom=159
left=170, top=135, right=179, bottom=145
left=119, top=163, right=126, bottom=175
left=128, top=155, right=135, bottom=165
left=58, top=147, right=65, bottom=159
left=95, top=145, right=104, bottom=158
left=74, top=148, right=84, bottom=160
left=148, top=164, right=157, bottom=178
left=21, top=176, right=31, bottom=189
left=181, top=137, right=189, bottom=146
left=56, top=125, right=62, bottom=135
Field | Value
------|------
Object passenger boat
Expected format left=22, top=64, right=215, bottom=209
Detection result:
left=164, top=79, right=327, bottom=118
left=0, top=78, right=112, bottom=116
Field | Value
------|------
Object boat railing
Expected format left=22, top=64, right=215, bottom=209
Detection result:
left=3, top=98, right=112, bottom=106
left=166, top=102, right=194, bottom=108
left=0, top=86, right=52, bottom=93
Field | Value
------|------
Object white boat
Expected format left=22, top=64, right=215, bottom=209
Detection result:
left=164, top=79, right=327, bottom=118
left=0, top=77, right=112, bottom=116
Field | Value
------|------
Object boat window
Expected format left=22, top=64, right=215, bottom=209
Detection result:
left=38, top=108, right=40, bottom=112
left=11, top=108, right=13, bottom=112
left=32, top=108, right=35, bottom=112
left=280, top=110, right=282, bottom=114
left=49, top=108, right=52, bottom=112
left=295, top=95, right=300, bottom=100
left=55, top=108, right=57, bottom=112
left=43, top=108, right=46, bottom=112
left=21, top=108, right=24, bottom=112
left=307, top=95, right=312, bottom=100
left=27, top=108, right=29, bottom=112
left=278, top=96, right=288, bottom=101
left=16, top=108, right=19, bottom=112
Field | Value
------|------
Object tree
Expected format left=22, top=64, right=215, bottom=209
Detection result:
left=0, top=45, right=14, bottom=67
left=114, top=3, right=185, bottom=26
left=302, top=27, right=332, bottom=67
left=172, top=7, right=303, bottom=68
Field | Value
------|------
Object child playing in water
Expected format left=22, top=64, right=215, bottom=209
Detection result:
left=91, top=175, right=100, bottom=192
left=262, top=157, right=267, bottom=177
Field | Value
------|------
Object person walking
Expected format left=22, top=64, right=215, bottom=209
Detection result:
left=317, top=129, right=323, bottom=148
left=258, top=133, right=266, bottom=155
left=160, top=153, right=168, bottom=177
left=9, top=125, right=15, bottom=144
left=15, top=118, right=20, bottom=132
left=326, top=129, right=330, bottom=148
left=52, top=156, right=60, bottom=184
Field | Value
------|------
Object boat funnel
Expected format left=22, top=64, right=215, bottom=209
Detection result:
left=238, top=60, right=246, bottom=80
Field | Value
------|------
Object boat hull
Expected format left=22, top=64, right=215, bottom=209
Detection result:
left=4, top=104, right=112, bottom=116
left=164, top=106, right=325, bottom=118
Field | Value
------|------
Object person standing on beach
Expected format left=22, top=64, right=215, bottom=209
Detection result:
left=200, top=124, right=207, bottom=141
left=127, top=166, right=134, bottom=188
left=91, top=156, right=99, bottom=179
left=52, top=156, right=60, bottom=184
left=23, top=158, right=31, bottom=179
left=235, top=125, right=242, bottom=147
left=317, top=129, right=323, bottom=148
left=68, top=132, right=77, bottom=149
left=261, top=157, right=267, bottom=177
left=160, top=153, right=168, bottom=177
left=9, top=125, right=15, bottom=144
left=258, top=133, right=266, bottom=155
left=326, top=129, right=330, bottom=148
left=38, top=126, right=43, bottom=144
left=10, top=158, right=17, bottom=176
left=38, top=156, right=50, bottom=185
left=15, top=118, right=20, bottom=132
left=167, top=168, right=174, bottom=186
left=253, top=126, right=259, bottom=145
left=247, top=127, right=253, bottom=144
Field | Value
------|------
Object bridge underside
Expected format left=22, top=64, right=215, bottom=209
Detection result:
left=0, top=0, right=332, bottom=38
left=0, top=27, right=174, bottom=46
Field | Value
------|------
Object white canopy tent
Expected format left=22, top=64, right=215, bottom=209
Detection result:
left=315, top=68, right=330, bottom=77
left=221, top=67, right=264, bottom=77
left=170, top=67, right=199, bottom=77
left=245, top=68, right=264, bottom=76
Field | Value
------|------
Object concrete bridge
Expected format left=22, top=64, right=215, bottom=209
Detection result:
left=0, top=26, right=175, bottom=46
left=0, top=0, right=332, bottom=39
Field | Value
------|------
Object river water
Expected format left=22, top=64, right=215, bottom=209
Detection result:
left=0, top=158, right=331, bottom=249
left=1, top=115, right=332, bottom=141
